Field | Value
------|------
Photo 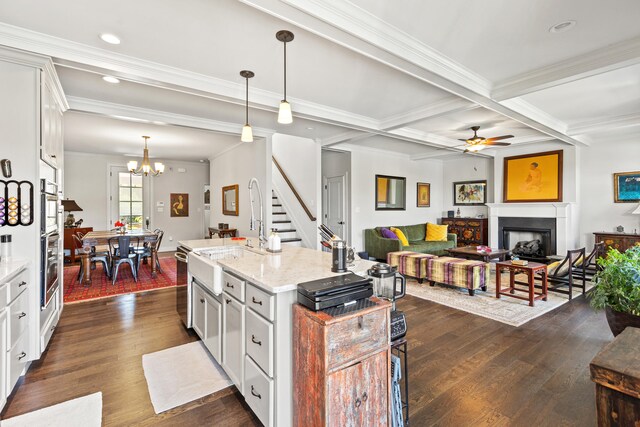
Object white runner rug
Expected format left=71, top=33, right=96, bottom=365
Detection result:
left=142, top=341, right=232, bottom=414
left=1, top=392, right=102, bottom=427
left=406, top=272, right=594, bottom=327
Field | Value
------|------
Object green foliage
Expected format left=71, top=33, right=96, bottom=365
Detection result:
left=589, top=246, right=640, bottom=315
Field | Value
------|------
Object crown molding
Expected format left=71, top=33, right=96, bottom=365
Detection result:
left=492, top=37, right=640, bottom=101
left=567, top=112, right=640, bottom=136
left=67, top=96, right=276, bottom=138
left=281, top=0, right=491, bottom=97
left=379, top=97, right=477, bottom=131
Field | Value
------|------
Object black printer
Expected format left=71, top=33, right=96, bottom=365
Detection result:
left=297, top=273, right=373, bottom=311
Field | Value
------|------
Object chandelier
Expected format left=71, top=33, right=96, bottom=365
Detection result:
left=127, top=136, right=165, bottom=176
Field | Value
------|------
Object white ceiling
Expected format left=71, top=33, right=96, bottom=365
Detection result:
left=0, top=0, right=637, bottom=159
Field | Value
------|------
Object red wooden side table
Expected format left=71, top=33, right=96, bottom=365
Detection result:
left=495, top=260, right=548, bottom=307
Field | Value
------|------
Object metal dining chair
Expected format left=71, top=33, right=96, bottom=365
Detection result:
left=108, top=236, right=139, bottom=284
left=135, top=230, right=164, bottom=274
left=73, top=234, right=111, bottom=281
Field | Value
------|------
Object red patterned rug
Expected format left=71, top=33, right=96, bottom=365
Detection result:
left=63, top=257, right=179, bottom=304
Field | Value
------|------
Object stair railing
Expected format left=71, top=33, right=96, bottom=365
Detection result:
left=272, top=156, right=317, bottom=221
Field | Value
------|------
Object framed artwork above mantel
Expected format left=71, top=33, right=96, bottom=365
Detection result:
left=503, top=150, right=563, bottom=203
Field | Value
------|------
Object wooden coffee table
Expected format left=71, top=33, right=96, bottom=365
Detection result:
left=445, top=246, right=510, bottom=263
left=495, top=260, right=548, bottom=307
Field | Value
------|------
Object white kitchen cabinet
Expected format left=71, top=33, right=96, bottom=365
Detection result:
left=204, top=292, right=222, bottom=362
left=40, top=77, right=64, bottom=169
left=222, top=291, right=245, bottom=395
left=0, top=309, right=6, bottom=410
left=192, top=284, right=206, bottom=339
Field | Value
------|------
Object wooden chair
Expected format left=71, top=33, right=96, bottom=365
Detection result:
left=574, top=241, right=605, bottom=281
left=540, top=247, right=586, bottom=300
left=73, top=234, right=111, bottom=281
left=108, top=236, right=138, bottom=284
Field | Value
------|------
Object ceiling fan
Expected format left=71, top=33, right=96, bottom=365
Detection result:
left=459, top=126, right=513, bottom=153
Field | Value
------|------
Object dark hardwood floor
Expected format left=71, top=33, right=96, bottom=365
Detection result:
left=1, top=287, right=610, bottom=425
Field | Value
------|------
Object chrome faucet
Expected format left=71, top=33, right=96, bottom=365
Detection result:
left=248, top=178, right=267, bottom=249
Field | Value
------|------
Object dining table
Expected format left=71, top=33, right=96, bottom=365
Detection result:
left=80, top=229, right=159, bottom=285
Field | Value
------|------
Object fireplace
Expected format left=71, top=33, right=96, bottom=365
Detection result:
left=498, top=217, right=556, bottom=261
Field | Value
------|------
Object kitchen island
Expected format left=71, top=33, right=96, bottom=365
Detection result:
left=180, top=239, right=376, bottom=427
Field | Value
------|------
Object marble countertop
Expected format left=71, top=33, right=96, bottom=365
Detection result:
left=0, top=258, right=29, bottom=283
left=216, top=246, right=375, bottom=294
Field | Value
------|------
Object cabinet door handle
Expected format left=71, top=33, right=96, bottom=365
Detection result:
left=355, top=397, right=362, bottom=408
left=18, top=281, right=27, bottom=287
left=250, top=385, right=261, bottom=399
left=357, top=316, right=363, bottom=329
left=18, top=352, right=26, bottom=360
left=225, top=298, right=231, bottom=304
left=251, top=335, right=262, bottom=346
left=200, top=298, right=205, bottom=303
left=362, top=392, right=368, bottom=402
left=18, top=312, right=26, bottom=319
left=51, top=325, right=56, bottom=332
left=252, top=296, right=262, bottom=306
left=226, top=282, right=234, bottom=289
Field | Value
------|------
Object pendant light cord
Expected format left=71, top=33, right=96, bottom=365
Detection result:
left=245, top=76, right=249, bottom=126
left=283, top=41, right=287, bottom=101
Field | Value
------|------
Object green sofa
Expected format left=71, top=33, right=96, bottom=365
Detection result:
left=364, top=223, right=457, bottom=260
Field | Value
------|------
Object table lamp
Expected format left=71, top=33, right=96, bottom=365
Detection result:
left=61, top=199, right=83, bottom=228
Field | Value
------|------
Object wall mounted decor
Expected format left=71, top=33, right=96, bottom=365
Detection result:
left=170, top=193, right=189, bottom=217
left=453, top=180, right=487, bottom=206
left=503, top=150, right=563, bottom=203
left=0, top=180, right=33, bottom=226
left=417, top=182, right=431, bottom=207
left=375, top=175, right=406, bottom=210
left=614, top=171, right=640, bottom=203
left=222, top=184, right=239, bottom=216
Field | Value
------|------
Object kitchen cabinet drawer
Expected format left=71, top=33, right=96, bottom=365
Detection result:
left=222, top=272, right=245, bottom=302
left=0, top=284, right=7, bottom=311
left=40, top=288, right=58, bottom=330
left=7, top=332, right=28, bottom=394
left=246, top=283, right=274, bottom=322
left=6, top=269, right=27, bottom=305
left=246, top=309, right=274, bottom=377
left=8, top=289, right=29, bottom=349
left=244, top=355, right=274, bottom=427
left=326, top=306, right=388, bottom=372
left=41, top=307, right=59, bottom=352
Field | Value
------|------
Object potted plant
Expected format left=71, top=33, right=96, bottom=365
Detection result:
left=589, top=245, right=640, bottom=336
left=114, top=220, right=126, bottom=234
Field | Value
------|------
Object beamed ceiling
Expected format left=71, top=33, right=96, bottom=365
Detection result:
left=0, top=0, right=638, bottom=161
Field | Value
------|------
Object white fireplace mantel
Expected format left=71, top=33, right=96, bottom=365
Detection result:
left=486, top=202, right=576, bottom=254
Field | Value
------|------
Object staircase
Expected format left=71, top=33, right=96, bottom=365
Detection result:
left=271, top=192, right=303, bottom=247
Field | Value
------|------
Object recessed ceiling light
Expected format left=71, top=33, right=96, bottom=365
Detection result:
left=100, top=33, right=121, bottom=45
left=549, top=20, right=576, bottom=33
left=102, top=76, right=120, bottom=84
left=307, top=127, right=314, bottom=130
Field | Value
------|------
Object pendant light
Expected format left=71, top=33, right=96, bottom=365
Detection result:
left=240, top=70, right=255, bottom=142
left=276, top=30, right=294, bottom=124
left=127, top=136, right=164, bottom=176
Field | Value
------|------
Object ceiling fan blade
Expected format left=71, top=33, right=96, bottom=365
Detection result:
left=483, top=141, right=511, bottom=146
left=463, top=149, right=470, bottom=153
left=486, top=135, right=514, bottom=141
left=458, top=139, right=469, bottom=142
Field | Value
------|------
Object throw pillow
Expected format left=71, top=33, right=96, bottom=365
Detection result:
left=425, top=223, right=448, bottom=242
left=380, top=227, right=398, bottom=240
left=390, top=227, right=409, bottom=246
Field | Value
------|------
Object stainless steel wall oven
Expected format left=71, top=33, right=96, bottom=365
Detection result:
left=41, top=232, right=60, bottom=308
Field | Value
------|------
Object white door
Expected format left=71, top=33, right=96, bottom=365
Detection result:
left=325, top=175, right=346, bottom=240
left=109, top=166, right=144, bottom=229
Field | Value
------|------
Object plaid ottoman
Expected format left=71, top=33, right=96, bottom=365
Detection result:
left=424, top=256, right=490, bottom=296
left=387, top=251, right=438, bottom=281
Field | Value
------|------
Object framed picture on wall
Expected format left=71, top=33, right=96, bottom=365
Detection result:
left=170, top=193, right=189, bottom=217
left=375, top=175, right=406, bottom=210
left=503, top=150, right=563, bottom=203
left=614, top=171, right=640, bottom=203
left=417, top=182, right=431, bottom=207
left=453, top=180, right=487, bottom=205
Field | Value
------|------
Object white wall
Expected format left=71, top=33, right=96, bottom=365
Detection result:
left=341, top=144, right=445, bottom=251
left=442, top=156, right=493, bottom=218
left=579, top=138, right=640, bottom=247
left=64, top=151, right=210, bottom=251
left=209, top=139, right=271, bottom=241
left=272, top=134, right=321, bottom=248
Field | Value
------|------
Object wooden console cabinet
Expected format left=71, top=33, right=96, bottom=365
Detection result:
left=441, top=217, right=488, bottom=247
left=593, top=232, right=640, bottom=254
left=293, top=299, right=391, bottom=426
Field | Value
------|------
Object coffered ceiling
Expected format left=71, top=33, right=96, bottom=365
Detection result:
left=0, top=0, right=637, bottom=159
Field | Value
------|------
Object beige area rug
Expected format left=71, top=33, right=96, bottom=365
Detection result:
left=1, top=392, right=102, bottom=427
left=142, top=341, right=232, bottom=414
left=406, top=272, right=594, bottom=327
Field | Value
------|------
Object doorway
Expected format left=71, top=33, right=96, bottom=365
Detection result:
left=321, top=149, right=351, bottom=244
